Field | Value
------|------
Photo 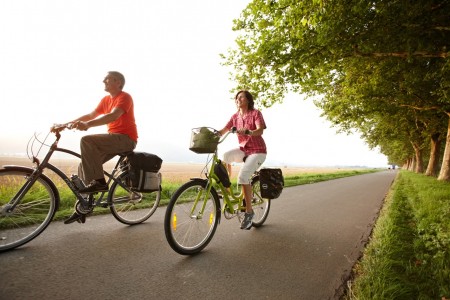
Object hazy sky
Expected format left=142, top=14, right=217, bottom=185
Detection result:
left=0, top=0, right=388, bottom=168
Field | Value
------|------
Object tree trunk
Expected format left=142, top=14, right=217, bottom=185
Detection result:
left=403, top=161, right=409, bottom=169
left=408, top=157, right=415, bottom=171
left=437, top=117, right=450, bottom=181
left=425, top=133, right=441, bottom=177
left=412, top=143, right=424, bottom=173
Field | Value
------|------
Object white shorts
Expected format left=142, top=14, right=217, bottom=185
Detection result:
left=222, top=148, right=266, bottom=185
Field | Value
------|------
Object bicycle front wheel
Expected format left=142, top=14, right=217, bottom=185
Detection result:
left=164, top=180, right=220, bottom=255
left=0, top=168, right=57, bottom=252
left=251, top=176, right=271, bottom=227
left=109, top=172, right=161, bottom=225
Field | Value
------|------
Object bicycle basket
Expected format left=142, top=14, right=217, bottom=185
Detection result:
left=189, top=127, right=220, bottom=154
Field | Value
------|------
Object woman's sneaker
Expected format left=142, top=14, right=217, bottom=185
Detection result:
left=240, top=210, right=254, bottom=230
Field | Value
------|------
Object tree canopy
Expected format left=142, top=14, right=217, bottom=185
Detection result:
left=223, top=0, right=450, bottom=179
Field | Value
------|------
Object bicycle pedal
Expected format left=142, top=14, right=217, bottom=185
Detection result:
left=77, top=214, right=87, bottom=224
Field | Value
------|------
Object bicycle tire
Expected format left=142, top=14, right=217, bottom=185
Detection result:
left=108, top=171, right=161, bottom=225
left=250, top=176, right=271, bottom=227
left=164, top=180, right=220, bottom=255
left=0, top=168, right=57, bottom=252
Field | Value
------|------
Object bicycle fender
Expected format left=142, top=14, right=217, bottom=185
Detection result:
left=2, top=165, right=61, bottom=211
left=189, top=177, right=207, bottom=184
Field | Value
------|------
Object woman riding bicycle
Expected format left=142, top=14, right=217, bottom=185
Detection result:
left=218, top=90, right=267, bottom=230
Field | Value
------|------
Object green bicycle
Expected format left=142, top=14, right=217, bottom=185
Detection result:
left=163, top=127, right=271, bottom=255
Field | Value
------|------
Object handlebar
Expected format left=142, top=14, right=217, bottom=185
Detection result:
left=216, top=126, right=251, bottom=144
left=229, top=126, right=252, bottom=135
left=50, top=123, right=69, bottom=134
left=49, top=123, right=77, bottom=140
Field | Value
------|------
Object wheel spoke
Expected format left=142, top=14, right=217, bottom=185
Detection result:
left=109, top=172, right=160, bottom=225
left=0, top=169, right=56, bottom=251
left=164, top=181, right=219, bottom=255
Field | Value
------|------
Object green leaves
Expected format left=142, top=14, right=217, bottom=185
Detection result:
left=222, top=0, right=450, bottom=171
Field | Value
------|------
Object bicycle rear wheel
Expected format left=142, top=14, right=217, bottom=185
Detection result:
left=164, top=180, right=220, bottom=255
left=109, top=172, right=161, bottom=225
left=251, top=176, right=271, bottom=227
left=0, top=168, right=57, bottom=252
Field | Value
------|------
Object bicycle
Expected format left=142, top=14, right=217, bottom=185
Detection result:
left=164, top=127, right=271, bottom=255
left=0, top=124, right=161, bottom=252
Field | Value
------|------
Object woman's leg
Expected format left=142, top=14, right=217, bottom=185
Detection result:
left=238, top=153, right=267, bottom=212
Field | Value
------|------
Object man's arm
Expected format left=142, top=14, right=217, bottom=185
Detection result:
left=75, top=107, right=124, bottom=131
left=71, top=110, right=99, bottom=123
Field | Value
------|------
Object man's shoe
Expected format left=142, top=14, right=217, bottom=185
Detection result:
left=240, top=210, right=254, bottom=230
left=64, top=212, right=85, bottom=224
left=78, top=180, right=108, bottom=193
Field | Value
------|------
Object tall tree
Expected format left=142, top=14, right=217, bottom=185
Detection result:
left=224, top=0, right=450, bottom=179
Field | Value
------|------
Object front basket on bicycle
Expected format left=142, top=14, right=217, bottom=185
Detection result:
left=189, top=127, right=220, bottom=154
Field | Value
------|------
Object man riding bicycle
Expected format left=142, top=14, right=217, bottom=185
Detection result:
left=53, top=71, right=138, bottom=224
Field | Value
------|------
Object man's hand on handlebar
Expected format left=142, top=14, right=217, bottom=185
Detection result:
left=50, top=123, right=69, bottom=133
left=72, top=121, right=89, bottom=131
left=50, top=121, right=89, bottom=133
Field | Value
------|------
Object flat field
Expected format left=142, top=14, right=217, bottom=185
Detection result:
left=0, top=156, right=352, bottom=183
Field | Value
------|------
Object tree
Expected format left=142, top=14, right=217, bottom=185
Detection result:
left=223, top=0, right=450, bottom=179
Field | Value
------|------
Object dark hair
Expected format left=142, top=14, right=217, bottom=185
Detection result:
left=235, top=90, right=255, bottom=110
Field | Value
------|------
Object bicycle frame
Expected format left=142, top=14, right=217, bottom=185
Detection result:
left=194, top=131, right=255, bottom=218
left=44, top=148, right=128, bottom=208
left=4, top=131, right=128, bottom=212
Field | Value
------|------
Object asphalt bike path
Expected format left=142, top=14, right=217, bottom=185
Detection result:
left=0, top=170, right=397, bottom=300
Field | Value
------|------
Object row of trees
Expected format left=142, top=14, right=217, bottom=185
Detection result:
left=223, top=0, right=450, bottom=180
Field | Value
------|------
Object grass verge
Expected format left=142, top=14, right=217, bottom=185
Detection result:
left=53, top=168, right=380, bottom=220
left=346, top=170, right=450, bottom=299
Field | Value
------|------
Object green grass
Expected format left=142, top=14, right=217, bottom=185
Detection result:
left=346, top=170, right=450, bottom=299
left=283, top=169, right=379, bottom=187
left=51, top=168, right=380, bottom=219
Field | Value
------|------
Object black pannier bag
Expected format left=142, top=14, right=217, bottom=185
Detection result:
left=259, top=168, right=284, bottom=199
left=214, top=160, right=231, bottom=188
left=125, top=152, right=163, bottom=192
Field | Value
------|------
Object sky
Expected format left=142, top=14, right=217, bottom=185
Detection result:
left=0, top=0, right=388, bottom=168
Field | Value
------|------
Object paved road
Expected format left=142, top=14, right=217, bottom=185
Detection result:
left=0, top=170, right=397, bottom=300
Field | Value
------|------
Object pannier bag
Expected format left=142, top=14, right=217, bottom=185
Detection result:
left=189, top=127, right=220, bottom=154
left=259, top=168, right=284, bottom=199
left=214, top=160, right=231, bottom=188
left=126, top=152, right=163, bottom=192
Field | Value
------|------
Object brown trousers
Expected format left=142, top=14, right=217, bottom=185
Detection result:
left=78, top=133, right=136, bottom=183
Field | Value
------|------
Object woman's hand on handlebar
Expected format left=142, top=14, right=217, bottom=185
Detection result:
left=233, top=127, right=253, bottom=135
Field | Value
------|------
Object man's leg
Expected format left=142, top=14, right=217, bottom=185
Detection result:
left=78, top=134, right=135, bottom=192
left=65, top=134, right=136, bottom=224
left=79, top=133, right=135, bottom=183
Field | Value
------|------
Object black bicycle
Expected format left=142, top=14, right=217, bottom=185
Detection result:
left=0, top=124, right=161, bottom=252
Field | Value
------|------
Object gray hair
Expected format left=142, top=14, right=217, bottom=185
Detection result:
left=108, top=71, right=125, bottom=89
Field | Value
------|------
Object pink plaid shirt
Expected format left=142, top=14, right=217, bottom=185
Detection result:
left=225, top=109, right=267, bottom=156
